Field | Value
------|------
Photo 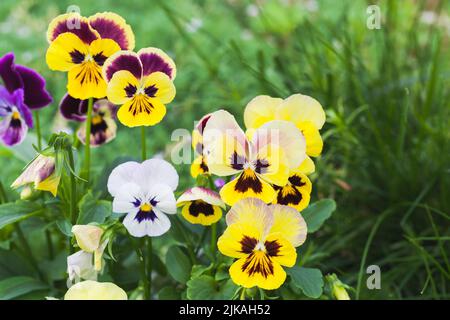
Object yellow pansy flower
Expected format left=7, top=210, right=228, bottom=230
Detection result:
left=244, top=94, right=326, bottom=173
left=46, top=12, right=135, bottom=100
left=273, top=170, right=312, bottom=212
left=190, top=114, right=212, bottom=178
left=103, top=48, right=176, bottom=127
left=218, top=198, right=307, bottom=290
left=202, top=110, right=306, bottom=206
left=64, top=280, right=127, bottom=300
left=177, top=187, right=225, bottom=226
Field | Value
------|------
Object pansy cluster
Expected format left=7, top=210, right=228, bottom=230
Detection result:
left=3, top=9, right=332, bottom=300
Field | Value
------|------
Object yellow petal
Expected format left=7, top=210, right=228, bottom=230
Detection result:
left=217, top=222, right=262, bottom=259
left=46, top=32, right=89, bottom=71
left=181, top=201, right=222, bottom=226
left=269, top=204, right=307, bottom=247
left=273, top=172, right=312, bottom=212
left=64, top=280, right=127, bottom=300
left=106, top=70, right=139, bottom=105
left=117, top=95, right=166, bottom=127
left=229, top=253, right=287, bottom=290
left=298, top=121, right=323, bottom=157
left=219, top=169, right=277, bottom=206
left=190, top=155, right=209, bottom=178
left=35, top=173, right=61, bottom=197
left=252, top=143, right=289, bottom=186
left=243, top=95, right=281, bottom=129
left=142, top=71, right=176, bottom=104
left=67, top=61, right=106, bottom=99
left=277, top=93, right=326, bottom=130
left=264, top=232, right=298, bottom=267
left=297, top=155, right=315, bottom=175
left=89, top=38, right=121, bottom=66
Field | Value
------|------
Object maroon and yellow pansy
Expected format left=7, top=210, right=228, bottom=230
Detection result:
left=102, top=48, right=176, bottom=127
left=46, top=12, right=135, bottom=100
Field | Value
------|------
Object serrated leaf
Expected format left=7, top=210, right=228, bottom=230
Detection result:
left=302, top=199, right=336, bottom=233
left=0, top=200, right=43, bottom=230
left=77, top=191, right=111, bottom=224
left=287, top=266, right=324, bottom=298
left=187, top=276, right=237, bottom=300
left=165, top=246, right=192, bottom=284
left=0, top=276, right=47, bottom=300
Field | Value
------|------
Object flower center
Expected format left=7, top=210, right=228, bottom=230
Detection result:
left=92, top=114, right=103, bottom=125
left=140, top=203, right=152, bottom=212
left=254, top=241, right=266, bottom=252
left=12, top=111, right=21, bottom=120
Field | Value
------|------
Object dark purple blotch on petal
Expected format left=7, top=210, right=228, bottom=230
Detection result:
left=124, top=83, right=136, bottom=98
left=59, top=93, right=89, bottom=122
left=89, top=17, right=129, bottom=50
left=144, top=85, right=157, bottom=97
left=104, top=54, right=142, bottom=82
left=70, top=50, right=85, bottom=64
left=139, top=52, right=173, bottom=78
left=50, top=17, right=98, bottom=44
left=135, top=209, right=157, bottom=223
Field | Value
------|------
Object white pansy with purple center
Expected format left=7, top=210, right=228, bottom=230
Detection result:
left=107, top=158, right=178, bottom=237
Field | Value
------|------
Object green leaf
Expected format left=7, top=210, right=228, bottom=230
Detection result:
left=302, top=199, right=336, bottom=233
left=77, top=191, right=111, bottom=225
left=187, top=276, right=237, bottom=300
left=0, top=200, right=43, bottom=230
left=158, top=286, right=181, bottom=300
left=56, top=219, right=72, bottom=237
left=0, top=276, right=47, bottom=300
left=165, top=245, right=192, bottom=284
left=287, top=266, right=324, bottom=298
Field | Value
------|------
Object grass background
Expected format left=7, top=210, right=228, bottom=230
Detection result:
left=0, top=0, right=449, bottom=299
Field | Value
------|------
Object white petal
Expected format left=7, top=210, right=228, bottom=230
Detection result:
left=146, top=209, right=171, bottom=237
left=67, top=251, right=96, bottom=281
left=123, top=211, right=147, bottom=238
left=177, top=187, right=225, bottom=209
left=134, top=158, right=179, bottom=192
left=148, top=184, right=177, bottom=214
left=107, top=161, right=140, bottom=196
left=112, top=183, right=142, bottom=213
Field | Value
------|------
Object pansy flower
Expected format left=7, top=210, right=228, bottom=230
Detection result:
left=11, top=153, right=61, bottom=196
left=273, top=170, right=312, bottom=211
left=64, top=280, right=127, bottom=300
left=46, top=12, right=135, bottom=100
left=102, top=48, right=176, bottom=127
left=202, top=110, right=306, bottom=206
left=218, top=198, right=307, bottom=290
left=244, top=94, right=326, bottom=173
left=107, top=158, right=179, bottom=237
left=177, top=187, right=225, bottom=226
left=191, top=114, right=211, bottom=178
left=59, top=94, right=117, bottom=147
left=0, top=52, right=52, bottom=145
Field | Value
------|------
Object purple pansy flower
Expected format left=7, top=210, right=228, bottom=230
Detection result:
left=59, top=94, right=117, bottom=147
left=0, top=52, right=52, bottom=146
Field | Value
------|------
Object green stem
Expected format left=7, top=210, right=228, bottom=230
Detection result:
left=34, top=111, right=42, bottom=151
left=210, top=222, right=217, bottom=262
left=129, top=236, right=149, bottom=299
left=82, top=97, right=94, bottom=181
left=240, top=287, right=246, bottom=300
left=141, top=126, right=147, bottom=160
left=68, top=148, right=77, bottom=227
left=146, top=237, right=152, bottom=299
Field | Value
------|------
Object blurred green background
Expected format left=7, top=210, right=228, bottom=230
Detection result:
left=0, top=0, right=449, bottom=299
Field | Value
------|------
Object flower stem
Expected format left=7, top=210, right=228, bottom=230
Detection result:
left=240, top=287, right=246, bottom=300
left=129, top=235, right=149, bottom=299
left=67, top=147, right=77, bottom=228
left=146, top=237, right=152, bottom=299
left=82, top=97, right=94, bottom=181
left=34, top=111, right=42, bottom=151
left=210, top=222, right=217, bottom=262
left=141, top=126, right=147, bottom=160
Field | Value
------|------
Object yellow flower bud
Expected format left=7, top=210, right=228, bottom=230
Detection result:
left=72, top=225, right=103, bottom=253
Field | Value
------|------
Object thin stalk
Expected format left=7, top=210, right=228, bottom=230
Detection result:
left=146, top=237, right=152, bottom=299
left=240, top=287, right=246, bottom=300
left=210, top=222, right=217, bottom=262
left=82, top=97, right=94, bottom=181
left=128, top=234, right=149, bottom=299
left=34, top=111, right=42, bottom=151
left=141, top=126, right=147, bottom=160
left=67, top=148, right=77, bottom=226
